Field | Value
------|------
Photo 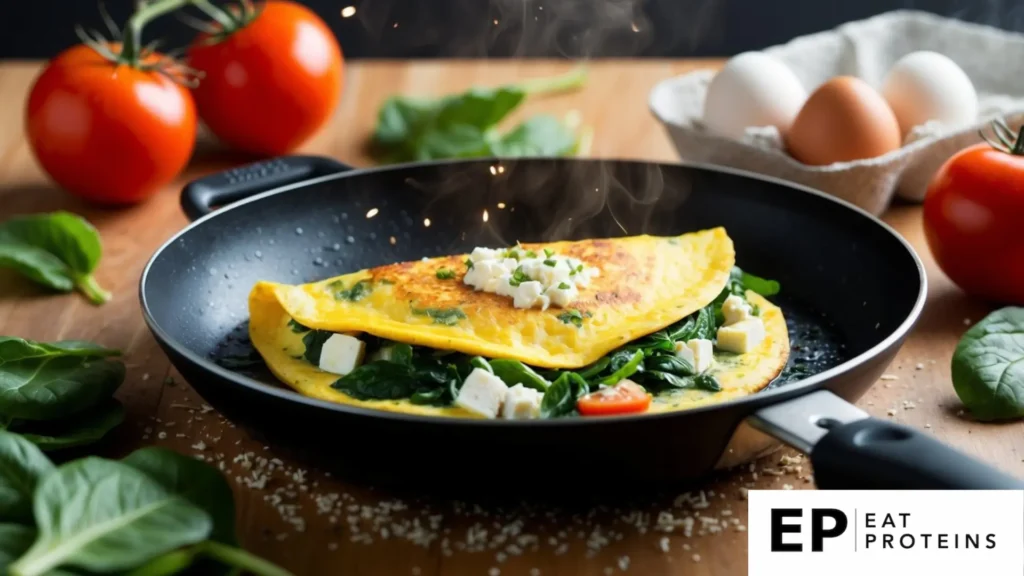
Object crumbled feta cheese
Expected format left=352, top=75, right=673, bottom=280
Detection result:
left=501, top=384, right=543, bottom=420
left=686, top=339, right=714, bottom=372
left=455, top=369, right=509, bottom=419
left=319, top=334, right=366, bottom=375
left=716, top=319, right=766, bottom=354
left=721, top=294, right=753, bottom=325
left=463, top=245, right=598, bottom=309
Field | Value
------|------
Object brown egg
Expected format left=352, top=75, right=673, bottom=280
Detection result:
left=785, top=76, right=902, bottom=165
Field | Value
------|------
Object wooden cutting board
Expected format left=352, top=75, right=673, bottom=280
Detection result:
left=0, top=59, right=1017, bottom=575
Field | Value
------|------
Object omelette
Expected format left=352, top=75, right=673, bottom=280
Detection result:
left=248, top=227, right=790, bottom=419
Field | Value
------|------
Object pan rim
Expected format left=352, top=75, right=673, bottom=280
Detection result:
left=140, top=156, right=928, bottom=428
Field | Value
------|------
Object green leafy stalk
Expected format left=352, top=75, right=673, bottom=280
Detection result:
left=119, top=0, right=196, bottom=65
left=517, top=66, right=588, bottom=96
left=197, top=541, right=293, bottom=576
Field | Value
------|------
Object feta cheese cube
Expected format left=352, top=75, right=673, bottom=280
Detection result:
left=512, top=280, right=549, bottom=310
left=716, top=319, right=767, bottom=354
left=318, top=334, right=366, bottom=375
left=455, top=368, right=510, bottom=419
left=721, top=294, right=753, bottom=326
left=501, top=384, right=543, bottom=419
left=546, top=283, right=578, bottom=308
left=673, top=342, right=696, bottom=371
left=686, top=339, right=714, bottom=372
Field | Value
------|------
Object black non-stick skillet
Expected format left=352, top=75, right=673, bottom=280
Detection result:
left=141, top=155, right=1022, bottom=491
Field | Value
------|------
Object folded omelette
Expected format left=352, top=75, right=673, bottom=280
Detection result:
left=248, top=227, right=790, bottom=419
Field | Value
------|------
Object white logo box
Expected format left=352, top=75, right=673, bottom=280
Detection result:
left=748, top=490, right=1024, bottom=576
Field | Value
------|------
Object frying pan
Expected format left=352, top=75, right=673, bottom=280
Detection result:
left=141, top=155, right=1021, bottom=491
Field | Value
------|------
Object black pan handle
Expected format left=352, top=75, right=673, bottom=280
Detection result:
left=181, top=155, right=355, bottom=221
left=750, top=390, right=1024, bottom=489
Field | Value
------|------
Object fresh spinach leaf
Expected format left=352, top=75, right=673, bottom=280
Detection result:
left=0, top=431, right=54, bottom=523
left=0, top=524, right=36, bottom=572
left=0, top=212, right=110, bottom=304
left=645, top=354, right=695, bottom=377
left=10, top=458, right=211, bottom=576
left=951, top=307, right=1024, bottom=421
left=123, top=447, right=237, bottom=546
left=286, top=319, right=310, bottom=334
left=411, top=306, right=466, bottom=326
left=695, top=373, right=722, bottom=392
left=639, top=371, right=721, bottom=393
left=409, top=388, right=447, bottom=406
left=540, top=372, right=589, bottom=419
left=489, top=359, right=550, bottom=392
left=739, top=269, right=781, bottom=297
left=301, top=330, right=333, bottom=365
left=576, top=357, right=610, bottom=380
left=631, top=331, right=674, bottom=352
left=331, top=362, right=420, bottom=400
left=469, top=357, right=493, bottom=373
left=11, top=399, right=124, bottom=452
left=388, top=343, right=414, bottom=366
left=370, top=68, right=587, bottom=164
left=0, top=338, right=126, bottom=421
left=598, top=350, right=645, bottom=386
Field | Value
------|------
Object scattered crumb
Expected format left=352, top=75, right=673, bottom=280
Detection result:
left=658, top=536, right=670, bottom=552
left=192, top=441, right=207, bottom=451
left=157, top=432, right=167, bottom=440
left=782, top=484, right=793, bottom=490
left=692, top=554, right=702, bottom=562
left=886, top=408, right=897, bottom=417
left=902, top=400, right=916, bottom=410
left=964, top=318, right=972, bottom=326
left=925, top=423, right=932, bottom=428
left=617, top=556, right=630, bottom=571
left=880, top=374, right=899, bottom=381
left=142, top=373, right=150, bottom=380
left=915, top=363, right=924, bottom=370
left=489, top=568, right=500, bottom=576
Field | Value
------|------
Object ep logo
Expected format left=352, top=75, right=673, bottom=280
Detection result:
left=771, top=508, right=848, bottom=552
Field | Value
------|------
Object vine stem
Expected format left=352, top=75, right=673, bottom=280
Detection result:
left=119, top=0, right=196, bottom=65
left=198, top=541, right=294, bottom=576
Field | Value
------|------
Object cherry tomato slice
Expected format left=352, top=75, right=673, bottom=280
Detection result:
left=577, top=381, right=651, bottom=416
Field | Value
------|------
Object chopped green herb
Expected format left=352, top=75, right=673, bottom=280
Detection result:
left=557, top=309, right=585, bottom=327
left=436, top=268, right=456, bottom=280
left=524, top=250, right=537, bottom=258
left=464, top=258, right=474, bottom=270
left=508, top=266, right=530, bottom=287
left=287, top=319, right=310, bottom=333
left=379, top=279, right=395, bottom=285
left=334, top=280, right=373, bottom=302
left=557, top=282, right=570, bottom=290
left=543, top=259, right=557, bottom=267
left=543, top=249, right=554, bottom=258
left=569, top=264, right=584, bottom=276
left=412, top=306, right=467, bottom=326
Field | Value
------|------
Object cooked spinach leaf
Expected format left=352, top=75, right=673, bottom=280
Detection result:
left=370, top=68, right=587, bottom=164
left=333, top=280, right=373, bottom=302
left=11, top=458, right=211, bottom=575
left=739, top=269, right=781, bottom=297
left=0, top=212, right=110, bottom=305
left=540, top=372, right=589, bottom=418
left=952, top=307, right=1024, bottom=421
left=598, top=350, right=645, bottom=386
left=576, top=357, right=610, bottom=380
left=0, top=337, right=125, bottom=421
left=286, top=319, right=310, bottom=334
left=489, top=359, right=550, bottom=392
left=331, top=362, right=421, bottom=400
left=0, top=431, right=54, bottom=523
left=411, top=306, right=466, bottom=326
left=469, top=357, right=493, bottom=373
left=645, top=354, right=695, bottom=377
left=638, top=371, right=721, bottom=393
left=11, top=400, right=124, bottom=452
left=410, top=388, right=448, bottom=405
left=557, top=309, right=587, bottom=327
left=301, top=330, right=333, bottom=365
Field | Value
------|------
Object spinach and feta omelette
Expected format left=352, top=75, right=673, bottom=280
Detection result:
left=248, top=229, right=790, bottom=419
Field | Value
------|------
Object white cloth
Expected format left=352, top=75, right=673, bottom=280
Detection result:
left=649, top=10, right=1024, bottom=214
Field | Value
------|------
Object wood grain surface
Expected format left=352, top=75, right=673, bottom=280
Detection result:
left=0, top=59, right=1018, bottom=576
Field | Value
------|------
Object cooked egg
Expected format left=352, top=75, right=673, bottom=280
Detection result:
left=702, top=52, right=807, bottom=140
left=785, top=76, right=902, bottom=165
left=882, top=51, right=978, bottom=137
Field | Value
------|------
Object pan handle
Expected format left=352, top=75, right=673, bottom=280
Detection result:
left=750, top=390, right=1023, bottom=489
left=181, top=155, right=355, bottom=220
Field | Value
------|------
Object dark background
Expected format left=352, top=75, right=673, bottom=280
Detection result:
left=2, top=0, right=1023, bottom=59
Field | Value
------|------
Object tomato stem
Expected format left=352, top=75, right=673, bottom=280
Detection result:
left=980, top=118, right=1024, bottom=156
left=120, top=0, right=195, bottom=66
left=191, top=0, right=239, bottom=33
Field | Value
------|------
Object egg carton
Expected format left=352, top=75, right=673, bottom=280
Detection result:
left=649, top=10, right=1024, bottom=215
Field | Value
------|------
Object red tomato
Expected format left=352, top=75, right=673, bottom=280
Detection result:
left=25, top=44, right=197, bottom=204
left=577, top=381, right=652, bottom=416
left=188, top=1, right=344, bottom=156
left=923, top=142, right=1024, bottom=304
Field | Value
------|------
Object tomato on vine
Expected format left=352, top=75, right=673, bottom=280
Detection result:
left=923, top=118, right=1024, bottom=304
left=25, top=1, right=198, bottom=205
left=187, top=0, right=344, bottom=156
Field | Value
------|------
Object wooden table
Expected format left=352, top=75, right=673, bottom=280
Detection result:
left=0, top=59, right=1018, bottom=576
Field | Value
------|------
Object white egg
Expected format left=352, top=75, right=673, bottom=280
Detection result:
left=702, top=52, right=807, bottom=140
left=882, top=51, right=978, bottom=136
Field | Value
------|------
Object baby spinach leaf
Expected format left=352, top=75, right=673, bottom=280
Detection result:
left=10, top=458, right=211, bottom=576
left=540, top=372, right=589, bottom=419
left=411, top=306, right=466, bottom=326
left=740, top=270, right=781, bottom=296
left=952, top=307, right=1024, bottom=421
left=370, top=68, right=587, bottom=163
left=388, top=343, right=414, bottom=366
left=12, top=400, right=125, bottom=452
left=331, top=362, right=421, bottom=400
left=0, top=524, right=36, bottom=572
left=576, top=357, right=610, bottom=380
left=123, top=447, right=237, bottom=546
left=286, top=319, right=310, bottom=334
left=638, top=371, right=721, bottom=393
left=0, top=338, right=126, bottom=421
left=645, top=354, right=695, bottom=377
left=469, top=357, right=493, bottom=373
left=489, top=359, right=550, bottom=392
left=409, top=388, right=447, bottom=406
left=598, top=350, right=645, bottom=386
left=0, top=431, right=54, bottom=523
left=631, top=331, right=674, bottom=352
left=334, top=280, right=373, bottom=302
left=301, top=330, right=333, bottom=365
left=0, top=212, right=110, bottom=304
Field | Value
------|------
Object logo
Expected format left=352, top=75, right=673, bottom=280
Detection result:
left=748, top=491, right=1023, bottom=576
